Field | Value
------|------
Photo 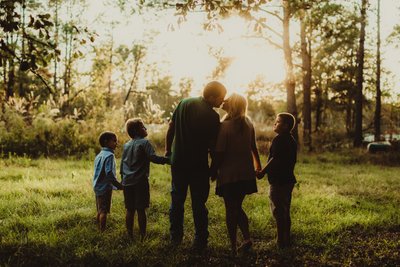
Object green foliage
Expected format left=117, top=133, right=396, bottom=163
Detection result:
left=0, top=0, right=56, bottom=73
left=0, top=153, right=399, bottom=266
left=0, top=91, right=173, bottom=157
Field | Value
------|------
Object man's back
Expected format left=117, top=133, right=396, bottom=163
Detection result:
left=171, top=97, right=220, bottom=170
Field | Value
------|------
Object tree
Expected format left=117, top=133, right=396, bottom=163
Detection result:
left=299, top=6, right=312, bottom=151
left=0, top=0, right=57, bottom=98
left=354, top=0, right=368, bottom=147
left=310, top=3, right=360, bottom=136
left=124, top=44, right=146, bottom=104
left=374, top=0, right=381, bottom=141
left=282, top=0, right=299, bottom=142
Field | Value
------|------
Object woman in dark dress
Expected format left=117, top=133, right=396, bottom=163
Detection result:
left=211, top=93, right=262, bottom=255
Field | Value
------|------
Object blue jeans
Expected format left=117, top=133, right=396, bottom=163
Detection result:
left=169, top=166, right=210, bottom=245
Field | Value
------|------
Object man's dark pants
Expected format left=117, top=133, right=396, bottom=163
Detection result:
left=169, top=166, right=210, bottom=246
left=269, top=183, right=295, bottom=248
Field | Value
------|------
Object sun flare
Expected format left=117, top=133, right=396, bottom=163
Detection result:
left=154, top=14, right=286, bottom=99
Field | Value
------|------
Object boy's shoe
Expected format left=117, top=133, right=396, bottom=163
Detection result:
left=238, top=239, right=253, bottom=252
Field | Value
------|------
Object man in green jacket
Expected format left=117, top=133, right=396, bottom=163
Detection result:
left=165, top=81, right=227, bottom=250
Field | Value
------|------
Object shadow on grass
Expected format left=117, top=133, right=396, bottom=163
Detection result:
left=0, top=243, right=113, bottom=267
left=1, top=224, right=398, bottom=267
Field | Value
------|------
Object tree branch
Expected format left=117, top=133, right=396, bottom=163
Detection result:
left=241, top=34, right=283, bottom=50
left=259, top=8, right=283, bottom=22
left=29, top=68, right=55, bottom=94
left=263, top=24, right=283, bottom=39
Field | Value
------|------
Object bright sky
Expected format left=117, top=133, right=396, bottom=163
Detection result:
left=81, top=0, right=399, bottom=99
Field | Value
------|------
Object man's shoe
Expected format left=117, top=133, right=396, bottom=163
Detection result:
left=191, top=241, right=207, bottom=252
left=170, top=239, right=182, bottom=246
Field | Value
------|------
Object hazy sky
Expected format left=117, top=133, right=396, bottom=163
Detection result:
left=81, top=0, right=400, bottom=99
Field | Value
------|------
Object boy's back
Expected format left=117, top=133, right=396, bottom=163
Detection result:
left=121, top=118, right=168, bottom=240
left=267, top=132, right=297, bottom=185
left=121, top=137, right=167, bottom=186
left=93, top=147, right=117, bottom=195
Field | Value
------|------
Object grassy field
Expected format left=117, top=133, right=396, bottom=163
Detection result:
left=0, top=151, right=399, bottom=266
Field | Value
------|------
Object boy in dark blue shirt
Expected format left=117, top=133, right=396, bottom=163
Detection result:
left=257, top=112, right=297, bottom=248
left=121, top=118, right=169, bottom=240
left=93, top=131, right=123, bottom=232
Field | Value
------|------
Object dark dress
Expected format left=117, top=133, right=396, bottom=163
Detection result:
left=215, top=117, right=257, bottom=197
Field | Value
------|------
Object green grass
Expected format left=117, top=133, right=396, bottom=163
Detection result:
left=0, top=152, right=399, bottom=266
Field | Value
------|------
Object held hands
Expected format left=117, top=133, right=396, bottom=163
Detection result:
left=210, top=169, right=218, bottom=182
left=256, top=169, right=265, bottom=179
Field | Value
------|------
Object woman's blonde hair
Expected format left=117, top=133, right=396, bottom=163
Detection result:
left=223, top=93, right=248, bottom=134
left=224, top=93, right=247, bottom=120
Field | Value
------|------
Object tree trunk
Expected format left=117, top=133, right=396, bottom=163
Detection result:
left=314, top=86, right=322, bottom=131
left=107, top=36, right=113, bottom=107
left=18, top=0, right=26, bottom=97
left=354, top=0, right=368, bottom=147
left=6, top=34, right=14, bottom=99
left=346, top=92, right=353, bottom=134
left=374, top=0, right=381, bottom=141
left=124, top=47, right=144, bottom=105
left=7, top=59, right=15, bottom=99
left=54, top=0, right=59, bottom=92
left=283, top=0, right=298, bottom=142
left=64, top=29, right=73, bottom=96
left=300, top=9, right=312, bottom=151
left=3, top=57, right=8, bottom=100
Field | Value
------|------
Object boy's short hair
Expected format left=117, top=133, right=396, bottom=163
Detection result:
left=203, top=81, right=227, bottom=99
left=99, top=131, right=117, bottom=147
left=278, top=112, right=296, bottom=132
left=125, top=118, right=143, bottom=139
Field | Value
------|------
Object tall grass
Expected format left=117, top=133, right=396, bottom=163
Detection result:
left=0, top=152, right=399, bottom=266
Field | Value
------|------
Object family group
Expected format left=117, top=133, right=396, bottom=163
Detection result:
left=92, top=81, right=297, bottom=255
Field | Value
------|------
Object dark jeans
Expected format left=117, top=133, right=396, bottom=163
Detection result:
left=169, top=166, right=210, bottom=245
left=269, top=183, right=295, bottom=247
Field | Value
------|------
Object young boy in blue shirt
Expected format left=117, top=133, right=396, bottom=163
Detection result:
left=121, top=118, right=169, bottom=240
left=93, top=131, right=123, bottom=232
left=257, top=112, right=297, bottom=248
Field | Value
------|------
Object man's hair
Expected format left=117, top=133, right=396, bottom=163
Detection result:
left=277, top=112, right=296, bottom=132
left=203, top=81, right=227, bottom=99
left=99, top=131, right=117, bottom=147
left=125, top=118, right=143, bottom=139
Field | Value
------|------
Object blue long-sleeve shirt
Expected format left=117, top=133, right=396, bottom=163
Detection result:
left=93, top=147, right=118, bottom=196
left=120, top=138, right=168, bottom=186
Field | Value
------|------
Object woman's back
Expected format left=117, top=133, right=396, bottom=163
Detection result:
left=216, top=117, right=255, bottom=186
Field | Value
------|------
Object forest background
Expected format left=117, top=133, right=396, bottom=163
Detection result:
left=1, top=0, right=400, bottom=157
